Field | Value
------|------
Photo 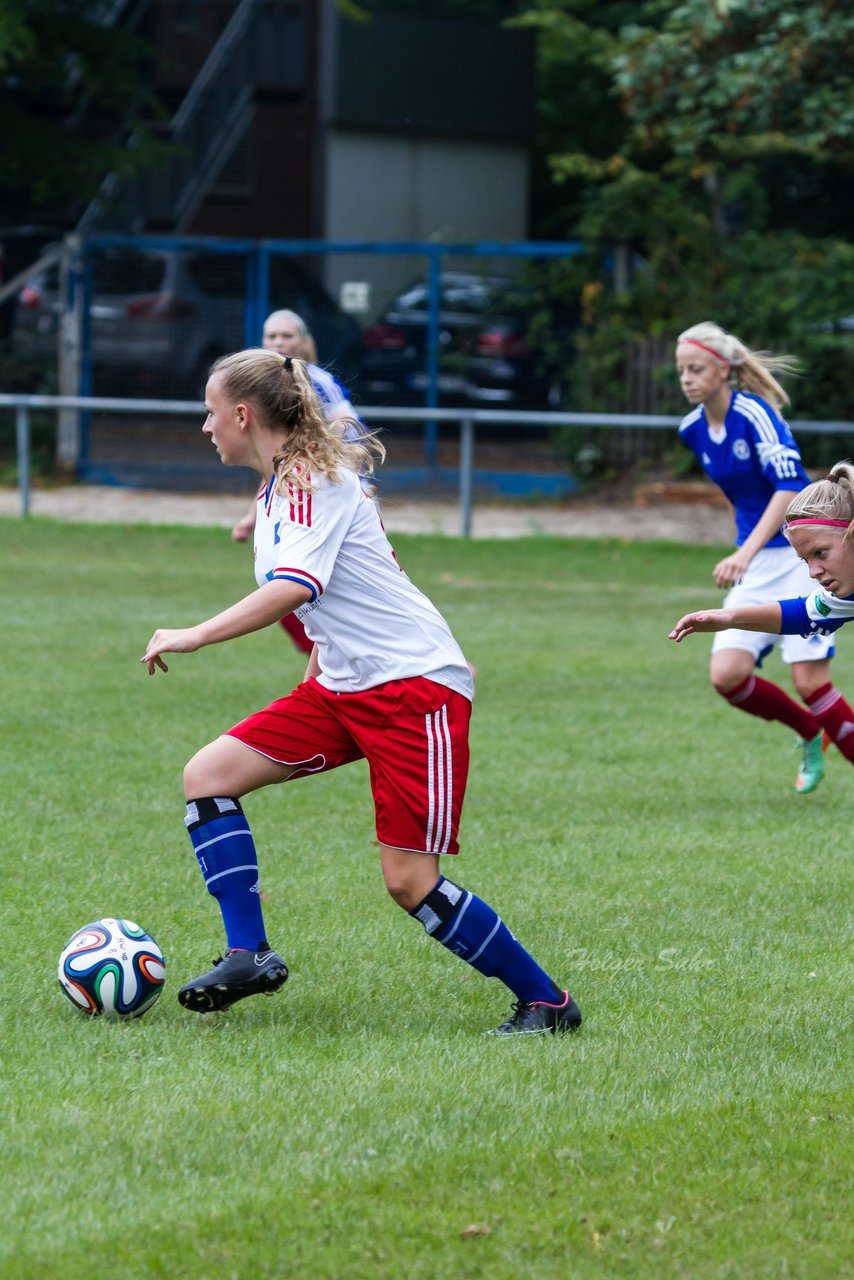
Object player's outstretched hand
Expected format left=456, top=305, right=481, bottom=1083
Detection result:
left=669, top=609, right=733, bottom=643
left=140, top=627, right=203, bottom=674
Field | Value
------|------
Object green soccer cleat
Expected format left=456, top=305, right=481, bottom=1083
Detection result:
left=795, top=730, right=828, bottom=795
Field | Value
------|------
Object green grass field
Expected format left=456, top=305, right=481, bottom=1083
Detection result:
left=1, top=518, right=851, bottom=1280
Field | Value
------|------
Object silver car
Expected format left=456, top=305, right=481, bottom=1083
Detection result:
left=13, top=243, right=363, bottom=394
left=13, top=246, right=248, bottom=396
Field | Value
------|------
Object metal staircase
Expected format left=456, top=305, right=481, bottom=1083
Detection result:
left=77, top=0, right=305, bottom=233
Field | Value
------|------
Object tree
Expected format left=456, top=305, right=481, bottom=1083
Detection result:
left=0, top=0, right=168, bottom=224
left=515, top=0, right=854, bottom=427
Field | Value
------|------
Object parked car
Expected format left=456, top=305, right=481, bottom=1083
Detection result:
left=0, top=224, right=60, bottom=340
left=13, top=246, right=361, bottom=397
left=358, top=271, right=569, bottom=409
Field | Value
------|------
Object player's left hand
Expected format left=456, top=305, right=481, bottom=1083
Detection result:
left=669, top=609, right=733, bottom=642
left=140, top=627, right=203, bottom=674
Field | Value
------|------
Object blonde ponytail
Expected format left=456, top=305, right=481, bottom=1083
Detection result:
left=678, top=321, right=799, bottom=413
left=210, top=349, right=384, bottom=494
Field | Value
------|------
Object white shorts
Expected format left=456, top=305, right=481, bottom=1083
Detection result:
left=712, top=545, right=835, bottom=665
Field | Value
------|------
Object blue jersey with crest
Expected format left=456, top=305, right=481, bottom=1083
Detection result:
left=679, top=391, right=808, bottom=548
left=779, top=588, right=854, bottom=636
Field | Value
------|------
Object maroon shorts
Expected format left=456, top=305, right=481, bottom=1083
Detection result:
left=226, top=676, right=472, bottom=854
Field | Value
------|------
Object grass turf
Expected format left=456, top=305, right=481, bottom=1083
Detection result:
left=1, top=518, right=852, bottom=1279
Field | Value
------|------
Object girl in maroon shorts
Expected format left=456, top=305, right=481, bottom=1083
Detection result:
left=141, top=348, right=581, bottom=1036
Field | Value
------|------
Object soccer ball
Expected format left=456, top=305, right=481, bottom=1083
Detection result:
left=58, top=917, right=166, bottom=1018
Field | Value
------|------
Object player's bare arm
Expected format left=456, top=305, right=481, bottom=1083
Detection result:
left=669, top=601, right=783, bottom=643
left=141, top=579, right=312, bottom=673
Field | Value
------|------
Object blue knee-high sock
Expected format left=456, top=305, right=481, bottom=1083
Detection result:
left=409, top=876, right=561, bottom=1005
left=185, top=796, right=267, bottom=951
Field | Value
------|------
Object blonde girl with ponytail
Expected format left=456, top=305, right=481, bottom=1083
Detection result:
left=675, top=323, right=854, bottom=794
left=672, top=460, right=854, bottom=669
left=138, top=350, right=582, bottom=1036
left=678, top=320, right=798, bottom=413
left=230, top=314, right=370, bottom=655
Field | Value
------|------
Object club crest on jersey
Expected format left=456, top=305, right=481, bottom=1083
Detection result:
left=733, top=439, right=750, bottom=460
left=815, top=596, right=832, bottom=617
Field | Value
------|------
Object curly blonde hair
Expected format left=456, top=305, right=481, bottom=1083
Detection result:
left=677, top=321, right=799, bottom=413
left=785, top=460, right=854, bottom=546
left=209, top=349, right=384, bottom=494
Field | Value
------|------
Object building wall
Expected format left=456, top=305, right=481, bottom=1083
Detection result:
left=188, top=99, right=317, bottom=240
left=187, top=0, right=319, bottom=239
left=324, top=8, right=534, bottom=143
left=322, top=131, right=529, bottom=317
left=316, top=4, right=535, bottom=315
left=129, top=0, right=535, bottom=311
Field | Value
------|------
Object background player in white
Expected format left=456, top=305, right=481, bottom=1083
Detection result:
left=232, top=307, right=365, bottom=656
left=670, top=461, right=854, bottom=655
left=675, top=321, right=854, bottom=793
left=141, top=349, right=580, bottom=1036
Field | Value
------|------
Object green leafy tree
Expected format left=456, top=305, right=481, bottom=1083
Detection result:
left=0, top=0, right=168, bottom=222
left=517, top=0, right=854, bottom=438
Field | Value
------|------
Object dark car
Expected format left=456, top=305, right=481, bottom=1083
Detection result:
left=13, top=246, right=361, bottom=397
left=359, top=271, right=565, bottom=409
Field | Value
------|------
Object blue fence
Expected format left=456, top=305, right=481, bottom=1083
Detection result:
left=13, top=234, right=587, bottom=488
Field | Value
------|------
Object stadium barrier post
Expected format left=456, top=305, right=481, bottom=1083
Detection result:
left=16, top=405, right=30, bottom=517
left=460, top=415, right=474, bottom=537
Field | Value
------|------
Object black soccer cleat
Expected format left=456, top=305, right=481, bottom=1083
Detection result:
left=489, top=988, right=582, bottom=1037
left=177, top=945, right=289, bottom=1013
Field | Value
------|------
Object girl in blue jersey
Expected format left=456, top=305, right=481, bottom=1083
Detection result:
left=675, top=322, right=854, bottom=793
left=670, top=462, right=854, bottom=657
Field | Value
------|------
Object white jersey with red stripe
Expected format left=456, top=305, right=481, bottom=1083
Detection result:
left=253, top=467, right=473, bottom=699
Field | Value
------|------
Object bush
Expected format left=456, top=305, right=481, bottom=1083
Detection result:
left=522, top=230, right=854, bottom=479
left=0, top=342, right=58, bottom=481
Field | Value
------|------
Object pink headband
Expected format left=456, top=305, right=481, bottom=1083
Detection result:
left=680, top=338, right=730, bottom=365
left=785, top=519, right=850, bottom=528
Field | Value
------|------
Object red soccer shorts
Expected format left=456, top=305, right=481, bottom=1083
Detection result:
left=226, top=676, right=472, bottom=854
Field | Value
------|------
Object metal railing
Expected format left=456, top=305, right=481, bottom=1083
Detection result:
left=3, top=393, right=854, bottom=536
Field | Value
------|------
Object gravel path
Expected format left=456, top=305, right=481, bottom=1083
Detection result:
left=0, top=481, right=734, bottom=544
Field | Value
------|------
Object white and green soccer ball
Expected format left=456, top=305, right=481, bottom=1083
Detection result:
left=58, top=917, right=165, bottom=1018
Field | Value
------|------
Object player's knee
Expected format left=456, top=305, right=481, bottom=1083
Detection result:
left=380, top=845, right=441, bottom=911
left=711, top=672, right=741, bottom=697
left=383, top=873, right=417, bottom=911
left=383, top=864, right=436, bottom=912
left=183, top=754, right=212, bottom=800
left=791, top=670, right=824, bottom=700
